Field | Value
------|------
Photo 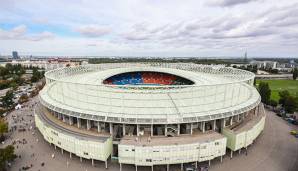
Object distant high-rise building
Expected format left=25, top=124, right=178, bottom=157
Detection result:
left=243, top=51, right=248, bottom=63
left=12, top=51, right=19, bottom=59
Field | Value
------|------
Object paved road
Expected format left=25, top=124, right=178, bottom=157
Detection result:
left=211, top=110, right=298, bottom=171
left=255, top=74, right=293, bottom=79
left=1, top=100, right=298, bottom=171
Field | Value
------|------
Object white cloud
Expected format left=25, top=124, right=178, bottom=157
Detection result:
left=76, top=25, right=111, bottom=37
left=28, top=31, right=55, bottom=41
left=0, top=25, right=26, bottom=39
left=207, top=0, right=260, bottom=7
left=0, top=0, right=297, bottom=57
left=122, top=32, right=151, bottom=41
left=0, top=25, right=55, bottom=41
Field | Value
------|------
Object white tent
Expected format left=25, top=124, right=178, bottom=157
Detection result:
left=15, top=104, right=22, bottom=110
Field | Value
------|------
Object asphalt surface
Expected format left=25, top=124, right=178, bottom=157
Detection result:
left=211, top=110, right=298, bottom=171
left=1, top=98, right=298, bottom=171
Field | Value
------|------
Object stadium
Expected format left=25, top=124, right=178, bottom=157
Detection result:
left=34, top=63, right=265, bottom=171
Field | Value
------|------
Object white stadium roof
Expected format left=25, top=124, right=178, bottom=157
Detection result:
left=40, top=63, right=260, bottom=124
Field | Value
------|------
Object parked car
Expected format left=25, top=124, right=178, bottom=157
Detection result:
left=287, top=118, right=295, bottom=123
left=2, top=112, right=7, bottom=117
left=290, top=130, right=298, bottom=136
left=184, top=163, right=199, bottom=171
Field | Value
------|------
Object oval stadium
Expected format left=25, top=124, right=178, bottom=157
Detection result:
left=34, top=63, right=266, bottom=171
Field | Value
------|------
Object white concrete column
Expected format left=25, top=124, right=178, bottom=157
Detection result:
left=135, top=165, right=138, bottom=171
left=151, top=124, right=153, bottom=137
left=208, top=160, right=211, bottom=166
left=92, top=159, right=94, bottom=166
left=110, top=123, right=113, bottom=135
left=165, top=124, right=167, bottom=136
left=181, top=163, right=183, bottom=171
left=230, top=116, right=233, bottom=126
left=58, top=113, right=62, bottom=120
left=87, top=120, right=91, bottom=130
left=230, top=150, right=233, bottom=159
left=97, top=121, right=101, bottom=132
left=167, top=164, right=169, bottom=171
left=213, top=120, right=216, bottom=131
left=77, top=118, right=81, bottom=128
left=190, top=123, right=193, bottom=135
left=69, top=116, right=73, bottom=125
left=202, top=121, right=205, bottom=133
left=105, top=160, right=108, bottom=169
left=69, top=152, right=72, bottom=159
left=137, top=124, right=140, bottom=136
left=177, top=124, right=180, bottom=136
left=120, top=163, right=122, bottom=171
left=123, top=124, right=126, bottom=136
left=62, top=115, right=66, bottom=122
left=220, top=156, right=223, bottom=162
left=237, top=114, right=240, bottom=122
left=221, top=118, right=226, bottom=129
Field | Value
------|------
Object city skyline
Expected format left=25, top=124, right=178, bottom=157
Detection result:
left=0, top=0, right=298, bottom=57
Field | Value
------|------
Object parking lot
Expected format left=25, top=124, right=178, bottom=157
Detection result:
left=1, top=98, right=298, bottom=171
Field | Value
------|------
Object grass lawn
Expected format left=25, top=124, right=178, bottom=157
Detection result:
left=256, top=79, right=298, bottom=101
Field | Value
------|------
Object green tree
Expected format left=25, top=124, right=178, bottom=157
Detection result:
left=13, top=64, right=25, bottom=76
left=258, top=82, right=271, bottom=104
left=0, top=66, right=9, bottom=79
left=0, top=119, right=8, bottom=141
left=0, top=119, right=8, bottom=136
left=0, top=145, right=17, bottom=171
left=278, top=90, right=290, bottom=107
left=8, top=82, right=18, bottom=90
left=12, top=75, right=24, bottom=85
left=5, top=63, right=13, bottom=75
left=31, top=68, right=42, bottom=82
left=293, top=68, right=298, bottom=80
left=18, top=94, right=29, bottom=104
left=252, top=65, right=258, bottom=73
left=270, top=69, right=278, bottom=74
left=1, top=90, right=14, bottom=109
left=284, top=96, right=298, bottom=113
left=269, top=99, right=278, bottom=108
left=278, top=90, right=298, bottom=113
left=0, top=80, right=11, bottom=90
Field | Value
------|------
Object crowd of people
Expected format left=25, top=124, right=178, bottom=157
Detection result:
left=1, top=97, right=44, bottom=171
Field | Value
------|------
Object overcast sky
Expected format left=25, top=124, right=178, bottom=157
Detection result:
left=0, top=0, right=298, bottom=57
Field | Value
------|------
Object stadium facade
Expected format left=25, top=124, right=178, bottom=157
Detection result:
left=34, top=63, right=265, bottom=170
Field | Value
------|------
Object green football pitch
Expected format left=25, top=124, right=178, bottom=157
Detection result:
left=256, top=79, right=298, bottom=101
